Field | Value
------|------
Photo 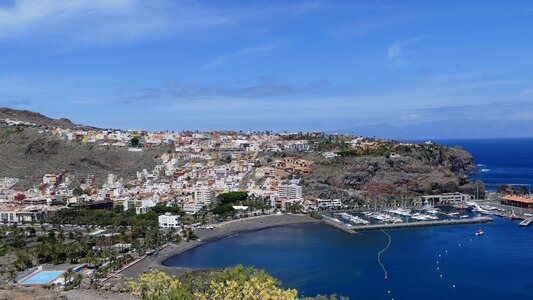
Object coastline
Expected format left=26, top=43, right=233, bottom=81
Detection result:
left=119, top=214, right=321, bottom=279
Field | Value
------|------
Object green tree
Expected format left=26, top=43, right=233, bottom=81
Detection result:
left=131, top=137, right=140, bottom=147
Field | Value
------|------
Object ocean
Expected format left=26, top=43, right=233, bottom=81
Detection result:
left=435, top=138, right=533, bottom=192
left=165, top=138, right=533, bottom=299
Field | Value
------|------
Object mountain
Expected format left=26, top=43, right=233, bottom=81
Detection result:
left=0, top=107, right=98, bottom=130
left=0, top=115, right=162, bottom=190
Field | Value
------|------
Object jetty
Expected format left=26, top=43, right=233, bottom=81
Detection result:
left=519, top=219, right=533, bottom=227
left=323, top=216, right=492, bottom=233
left=322, top=217, right=358, bottom=234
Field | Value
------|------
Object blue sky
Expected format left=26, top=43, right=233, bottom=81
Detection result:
left=1, top=0, right=532, bottom=138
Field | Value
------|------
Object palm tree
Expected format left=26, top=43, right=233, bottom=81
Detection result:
left=63, top=268, right=74, bottom=285
left=84, top=251, right=96, bottom=268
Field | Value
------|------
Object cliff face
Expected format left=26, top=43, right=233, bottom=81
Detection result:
left=0, top=126, right=160, bottom=190
left=302, top=146, right=484, bottom=203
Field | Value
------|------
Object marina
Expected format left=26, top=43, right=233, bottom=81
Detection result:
left=324, top=215, right=493, bottom=233
left=321, top=204, right=494, bottom=233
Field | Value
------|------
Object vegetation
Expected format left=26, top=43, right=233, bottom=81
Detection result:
left=216, top=192, right=248, bottom=204
left=128, top=265, right=347, bottom=300
left=131, top=137, right=140, bottom=147
left=47, top=208, right=159, bottom=227
left=210, top=192, right=247, bottom=217
left=5, top=221, right=184, bottom=282
left=310, top=211, right=323, bottom=220
left=50, top=200, right=66, bottom=206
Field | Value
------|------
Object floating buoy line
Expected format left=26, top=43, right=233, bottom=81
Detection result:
left=377, top=229, right=392, bottom=280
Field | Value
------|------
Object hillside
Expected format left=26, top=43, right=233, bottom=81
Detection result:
left=0, top=108, right=483, bottom=201
left=0, top=125, right=161, bottom=189
left=0, top=107, right=97, bottom=130
left=298, top=146, right=484, bottom=203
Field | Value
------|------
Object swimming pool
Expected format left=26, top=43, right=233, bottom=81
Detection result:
left=21, top=270, right=65, bottom=285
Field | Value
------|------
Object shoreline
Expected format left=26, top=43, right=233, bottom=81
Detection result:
left=119, top=214, right=321, bottom=279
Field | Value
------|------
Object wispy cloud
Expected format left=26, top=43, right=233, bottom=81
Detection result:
left=126, top=79, right=328, bottom=102
left=201, top=41, right=286, bottom=69
left=0, top=0, right=325, bottom=45
left=0, top=0, right=248, bottom=44
left=387, top=36, right=429, bottom=66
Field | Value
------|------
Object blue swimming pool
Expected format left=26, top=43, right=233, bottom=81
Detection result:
left=21, top=270, right=65, bottom=285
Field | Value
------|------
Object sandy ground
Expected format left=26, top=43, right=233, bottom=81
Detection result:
left=0, top=285, right=134, bottom=300
left=64, top=290, right=132, bottom=300
left=120, top=214, right=321, bottom=279
left=0, top=285, right=54, bottom=300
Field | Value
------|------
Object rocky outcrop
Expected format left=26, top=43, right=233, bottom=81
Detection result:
left=497, top=184, right=531, bottom=195
left=301, top=147, right=484, bottom=204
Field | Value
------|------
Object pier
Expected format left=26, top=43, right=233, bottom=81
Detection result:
left=519, top=219, right=533, bottom=227
left=322, top=217, right=358, bottom=234
left=323, top=216, right=493, bottom=233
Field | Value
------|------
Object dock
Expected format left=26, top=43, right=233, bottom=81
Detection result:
left=324, top=216, right=493, bottom=233
left=519, top=219, right=533, bottom=227
left=322, top=217, right=357, bottom=234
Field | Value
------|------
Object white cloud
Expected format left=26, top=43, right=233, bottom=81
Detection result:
left=0, top=0, right=238, bottom=44
left=387, top=35, right=428, bottom=66
left=201, top=41, right=287, bottom=69
left=0, top=1, right=326, bottom=45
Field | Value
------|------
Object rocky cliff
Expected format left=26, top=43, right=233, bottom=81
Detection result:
left=300, top=146, right=484, bottom=204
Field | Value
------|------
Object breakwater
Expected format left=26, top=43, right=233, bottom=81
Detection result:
left=323, top=216, right=493, bottom=233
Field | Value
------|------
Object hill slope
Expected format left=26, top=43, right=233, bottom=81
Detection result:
left=0, top=125, right=160, bottom=189
left=0, top=107, right=97, bottom=130
left=299, top=147, right=484, bottom=203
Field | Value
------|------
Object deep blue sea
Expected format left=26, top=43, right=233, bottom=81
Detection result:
left=435, top=138, right=533, bottom=192
left=165, top=138, right=533, bottom=299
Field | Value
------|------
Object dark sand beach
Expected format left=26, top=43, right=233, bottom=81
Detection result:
left=119, top=214, right=320, bottom=278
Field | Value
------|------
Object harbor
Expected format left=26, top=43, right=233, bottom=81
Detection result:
left=323, top=214, right=492, bottom=233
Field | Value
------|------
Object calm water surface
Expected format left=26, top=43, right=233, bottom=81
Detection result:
left=166, top=139, right=533, bottom=299
left=165, top=219, right=533, bottom=299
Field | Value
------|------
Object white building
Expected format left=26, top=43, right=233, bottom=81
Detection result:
left=183, top=200, right=204, bottom=214
left=107, top=173, right=117, bottom=185
left=279, top=183, right=302, bottom=200
left=420, top=192, right=473, bottom=205
left=158, top=213, right=181, bottom=228
left=316, top=198, right=343, bottom=209
left=195, top=188, right=216, bottom=205
left=0, top=208, right=47, bottom=224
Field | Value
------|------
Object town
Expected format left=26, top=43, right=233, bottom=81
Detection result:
left=1, top=116, right=532, bottom=297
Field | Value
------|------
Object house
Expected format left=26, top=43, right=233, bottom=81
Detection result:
left=277, top=157, right=313, bottom=174
left=501, top=195, right=533, bottom=209
left=158, top=213, right=181, bottom=228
